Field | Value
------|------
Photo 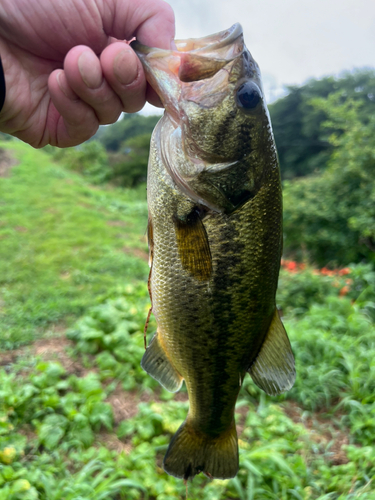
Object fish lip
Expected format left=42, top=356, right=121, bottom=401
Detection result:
left=175, top=23, right=243, bottom=53
left=131, top=23, right=243, bottom=57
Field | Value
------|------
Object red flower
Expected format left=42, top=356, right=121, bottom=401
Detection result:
left=320, top=267, right=335, bottom=277
left=286, top=261, right=298, bottom=272
left=338, top=268, right=351, bottom=276
left=339, top=285, right=350, bottom=296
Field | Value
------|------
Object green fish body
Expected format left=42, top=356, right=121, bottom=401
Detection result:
left=132, top=24, right=295, bottom=481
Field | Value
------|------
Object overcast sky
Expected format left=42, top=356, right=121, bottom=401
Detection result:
left=143, top=0, right=375, bottom=111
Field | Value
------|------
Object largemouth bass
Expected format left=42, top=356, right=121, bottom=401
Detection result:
left=131, top=23, right=295, bottom=481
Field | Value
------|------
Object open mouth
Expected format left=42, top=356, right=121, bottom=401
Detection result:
left=131, top=23, right=244, bottom=84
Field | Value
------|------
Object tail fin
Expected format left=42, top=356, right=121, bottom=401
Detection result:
left=163, top=419, right=238, bottom=480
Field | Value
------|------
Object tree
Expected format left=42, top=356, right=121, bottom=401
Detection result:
left=108, top=133, right=151, bottom=187
left=283, top=94, right=375, bottom=266
left=269, top=69, right=375, bottom=179
left=95, top=113, right=160, bottom=152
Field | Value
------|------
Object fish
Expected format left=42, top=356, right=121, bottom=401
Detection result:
left=131, top=23, right=295, bottom=481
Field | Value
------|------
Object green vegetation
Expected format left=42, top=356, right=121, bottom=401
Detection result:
left=269, top=69, right=375, bottom=179
left=94, top=114, right=160, bottom=153
left=277, top=261, right=375, bottom=317
left=283, top=94, right=375, bottom=266
left=106, top=134, right=152, bottom=187
left=1, top=265, right=375, bottom=498
left=0, top=141, right=148, bottom=349
left=53, top=115, right=159, bottom=188
left=1, top=67, right=375, bottom=499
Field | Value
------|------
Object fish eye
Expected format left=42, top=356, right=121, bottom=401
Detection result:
left=236, top=82, right=262, bottom=110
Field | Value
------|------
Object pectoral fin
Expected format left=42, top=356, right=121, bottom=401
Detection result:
left=141, top=332, right=183, bottom=393
left=248, top=310, right=295, bottom=396
left=174, top=208, right=212, bottom=281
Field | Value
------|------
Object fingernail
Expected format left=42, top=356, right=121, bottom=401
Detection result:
left=56, top=71, right=76, bottom=99
left=114, top=49, right=138, bottom=85
left=170, top=39, right=177, bottom=50
left=78, top=50, right=103, bottom=89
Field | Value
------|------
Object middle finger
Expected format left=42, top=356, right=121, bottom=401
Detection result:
left=64, top=45, right=123, bottom=124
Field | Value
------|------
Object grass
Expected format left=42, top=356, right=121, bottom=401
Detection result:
left=0, top=141, right=149, bottom=349
left=1, top=141, right=375, bottom=499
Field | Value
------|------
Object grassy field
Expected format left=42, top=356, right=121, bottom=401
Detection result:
left=0, top=141, right=149, bottom=349
left=1, top=142, right=375, bottom=500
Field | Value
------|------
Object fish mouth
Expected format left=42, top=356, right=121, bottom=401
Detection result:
left=132, top=23, right=243, bottom=81
left=131, top=24, right=244, bottom=122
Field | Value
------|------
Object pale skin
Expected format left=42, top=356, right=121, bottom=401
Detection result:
left=0, top=0, right=175, bottom=148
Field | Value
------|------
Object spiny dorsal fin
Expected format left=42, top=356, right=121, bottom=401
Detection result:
left=248, top=309, right=295, bottom=396
left=141, top=332, right=183, bottom=393
left=174, top=208, right=212, bottom=281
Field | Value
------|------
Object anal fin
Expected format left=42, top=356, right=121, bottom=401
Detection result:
left=248, top=309, right=295, bottom=396
left=141, top=332, right=183, bottom=393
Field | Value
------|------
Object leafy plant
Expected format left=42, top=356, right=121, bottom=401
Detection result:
left=283, top=96, right=375, bottom=266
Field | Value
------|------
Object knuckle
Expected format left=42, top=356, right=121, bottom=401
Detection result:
left=99, top=109, right=122, bottom=125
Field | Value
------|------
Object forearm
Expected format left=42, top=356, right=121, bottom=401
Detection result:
left=0, top=56, right=5, bottom=112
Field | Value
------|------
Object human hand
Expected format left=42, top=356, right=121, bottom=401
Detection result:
left=0, top=0, right=174, bottom=147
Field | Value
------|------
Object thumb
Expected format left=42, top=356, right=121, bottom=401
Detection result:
left=104, top=0, right=175, bottom=49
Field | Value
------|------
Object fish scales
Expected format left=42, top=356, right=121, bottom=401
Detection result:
left=149, top=123, right=282, bottom=427
left=132, top=23, right=295, bottom=481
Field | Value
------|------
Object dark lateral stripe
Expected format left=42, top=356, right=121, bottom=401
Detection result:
left=0, top=56, right=5, bottom=112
